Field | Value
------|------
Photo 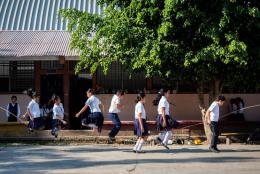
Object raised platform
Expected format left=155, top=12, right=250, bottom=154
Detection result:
left=1, top=120, right=259, bottom=144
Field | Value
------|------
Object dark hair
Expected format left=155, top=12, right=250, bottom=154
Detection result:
left=11, top=96, right=17, bottom=100
left=153, top=88, right=170, bottom=106
left=26, top=89, right=39, bottom=98
left=135, top=91, right=146, bottom=103
left=86, top=88, right=95, bottom=94
left=116, top=90, right=125, bottom=96
left=235, top=97, right=245, bottom=107
left=51, top=94, right=60, bottom=103
left=216, top=95, right=226, bottom=101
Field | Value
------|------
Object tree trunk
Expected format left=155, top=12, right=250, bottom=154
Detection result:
left=198, top=92, right=212, bottom=144
left=199, top=79, right=222, bottom=144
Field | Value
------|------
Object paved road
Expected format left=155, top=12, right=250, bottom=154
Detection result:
left=0, top=144, right=260, bottom=174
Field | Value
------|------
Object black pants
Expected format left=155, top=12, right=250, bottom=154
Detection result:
left=210, top=121, right=219, bottom=148
left=8, top=115, right=17, bottom=122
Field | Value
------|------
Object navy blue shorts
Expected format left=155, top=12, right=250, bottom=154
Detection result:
left=134, top=118, right=149, bottom=137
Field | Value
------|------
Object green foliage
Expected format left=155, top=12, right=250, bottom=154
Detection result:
left=60, top=0, right=260, bottom=93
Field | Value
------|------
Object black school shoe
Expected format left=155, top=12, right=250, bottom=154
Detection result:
left=108, top=136, right=115, bottom=144
left=209, top=147, right=220, bottom=153
left=156, top=137, right=170, bottom=150
left=133, top=150, right=146, bottom=154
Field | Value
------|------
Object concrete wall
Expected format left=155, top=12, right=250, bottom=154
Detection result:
left=1, top=93, right=259, bottom=122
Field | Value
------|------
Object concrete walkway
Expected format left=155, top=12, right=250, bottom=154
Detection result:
left=0, top=144, right=260, bottom=174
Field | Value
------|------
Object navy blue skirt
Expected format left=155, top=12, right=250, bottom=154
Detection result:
left=81, top=112, right=104, bottom=133
left=52, top=119, right=64, bottom=129
left=28, top=117, right=44, bottom=129
left=134, top=118, right=149, bottom=137
left=156, top=115, right=173, bottom=131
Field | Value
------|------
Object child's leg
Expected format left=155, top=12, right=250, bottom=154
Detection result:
left=136, top=137, right=145, bottom=152
left=133, top=137, right=141, bottom=151
left=158, top=131, right=166, bottom=141
left=162, top=131, right=172, bottom=145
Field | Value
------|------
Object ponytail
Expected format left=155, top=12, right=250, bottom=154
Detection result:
left=26, top=89, right=39, bottom=99
left=86, top=88, right=95, bottom=95
left=153, top=89, right=165, bottom=106
left=135, top=91, right=146, bottom=103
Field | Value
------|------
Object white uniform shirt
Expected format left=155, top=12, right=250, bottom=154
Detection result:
left=208, top=101, right=220, bottom=122
left=6, top=103, right=21, bottom=118
left=85, top=95, right=101, bottom=113
left=135, top=102, right=146, bottom=119
left=53, top=103, right=64, bottom=120
left=27, top=99, right=41, bottom=118
left=158, top=96, right=170, bottom=115
left=40, top=107, right=50, bottom=117
left=108, top=95, right=121, bottom=113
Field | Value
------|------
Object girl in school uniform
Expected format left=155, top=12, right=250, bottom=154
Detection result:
left=133, top=92, right=149, bottom=153
left=51, top=95, right=67, bottom=138
left=75, top=89, right=104, bottom=133
left=154, top=89, right=173, bottom=150
left=25, top=89, right=43, bottom=132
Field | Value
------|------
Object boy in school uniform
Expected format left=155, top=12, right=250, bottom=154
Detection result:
left=6, top=96, right=21, bottom=122
left=205, top=95, right=226, bottom=153
left=108, top=90, right=125, bottom=143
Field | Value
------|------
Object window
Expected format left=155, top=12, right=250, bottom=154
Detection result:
left=96, top=62, right=146, bottom=93
left=0, top=61, right=9, bottom=91
left=41, top=61, right=64, bottom=70
left=0, top=61, right=34, bottom=92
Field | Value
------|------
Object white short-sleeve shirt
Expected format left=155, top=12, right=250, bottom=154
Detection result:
left=108, top=95, right=121, bottom=113
left=27, top=99, right=41, bottom=118
left=158, top=96, right=170, bottom=115
left=208, top=101, right=220, bottom=122
left=135, top=102, right=146, bottom=119
left=85, top=95, right=101, bottom=113
left=53, top=103, right=64, bottom=120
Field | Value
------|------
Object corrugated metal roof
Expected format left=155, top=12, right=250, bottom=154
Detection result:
left=0, top=0, right=102, bottom=31
left=0, top=31, right=79, bottom=57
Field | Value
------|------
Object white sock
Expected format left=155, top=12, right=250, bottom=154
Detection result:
left=159, top=132, right=166, bottom=140
left=133, top=139, right=141, bottom=151
left=137, top=139, right=144, bottom=151
left=162, top=131, right=172, bottom=145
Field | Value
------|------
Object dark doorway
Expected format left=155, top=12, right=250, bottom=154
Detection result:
left=69, top=75, right=92, bottom=129
left=41, top=75, right=64, bottom=106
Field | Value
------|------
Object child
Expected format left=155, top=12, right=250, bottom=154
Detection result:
left=75, top=89, right=104, bottom=133
left=153, top=89, right=173, bottom=150
left=108, top=90, right=125, bottom=143
left=133, top=92, right=149, bottom=153
left=205, top=95, right=226, bottom=153
left=6, top=96, right=21, bottom=122
left=24, top=89, right=43, bottom=132
left=51, top=95, right=67, bottom=138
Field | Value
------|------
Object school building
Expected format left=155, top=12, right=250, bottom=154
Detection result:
left=0, top=0, right=260, bottom=129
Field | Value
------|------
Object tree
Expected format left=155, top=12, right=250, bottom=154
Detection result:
left=60, top=0, right=260, bottom=142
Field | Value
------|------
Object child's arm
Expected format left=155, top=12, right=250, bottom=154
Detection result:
left=137, top=113, right=144, bottom=132
left=161, top=107, right=167, bottom=128
left=75, top=105, right=89, bottom=117
left=55, top=115, right=67, bottom=125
